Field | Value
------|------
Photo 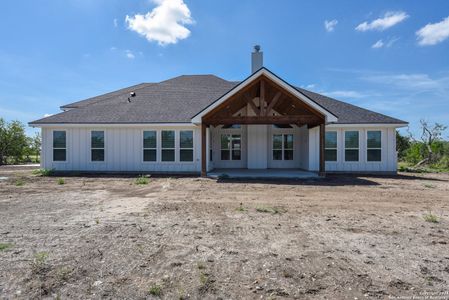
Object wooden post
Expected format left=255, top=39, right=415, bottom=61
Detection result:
left=319, top=123, right=325, bottom=177
left=201, top=123, right=207, bottom=177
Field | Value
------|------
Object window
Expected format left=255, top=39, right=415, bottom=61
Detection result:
left=345, top=131, right=359, bottom=162
left=367, top=131, right=382, bottom=162
left=53, top=131, right=66, bottom=161
left=91, top=131, right=104, bottom=161
left=273, top=134, right=293, bottom=160
left=161, top=130, right=175, bottom=161
left=180, top=130, right=193, bottom=162
left=221, top=134, right=241, bottom=160
left=143, top=131, right=157, bottom=162
left=325, top=131, right=337, bottom=162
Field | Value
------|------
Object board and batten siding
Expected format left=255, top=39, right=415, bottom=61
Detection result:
left=308, top=126, right=397, bottom=173
left=41, top=125, right=202, bottom=173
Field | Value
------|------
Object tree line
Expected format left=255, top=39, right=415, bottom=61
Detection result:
left=0, top=118, right=41, bottom=165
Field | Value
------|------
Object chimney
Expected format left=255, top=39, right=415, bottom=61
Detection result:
left=251, top=45, right=263, bottom=73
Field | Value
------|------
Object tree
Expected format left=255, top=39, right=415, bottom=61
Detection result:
left=409, top=120, right=447, bottom=167
left=396, top=130, right=410, bottom=160
left=0, top=118, right=28, bottom=165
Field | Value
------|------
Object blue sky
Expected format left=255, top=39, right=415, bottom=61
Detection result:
left=1, top=0, right=449, bottom=137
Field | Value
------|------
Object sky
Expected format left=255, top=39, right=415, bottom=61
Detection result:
left=1, top=0, right=449, bottom=137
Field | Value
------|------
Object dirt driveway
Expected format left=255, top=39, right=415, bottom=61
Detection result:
left=0, top=166, right=448, bottom=299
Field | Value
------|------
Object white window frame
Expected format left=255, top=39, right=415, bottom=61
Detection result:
left=344, top=130, right=360, bottom=162
left=220, top=134, right=241, bottom=161
left=325, top=131, right=338, bottom=162
left=272, top=134, right=294, bottom=161
left=52, top=130, right=67, bottom=163
left=161, top=130, right=176, bottom=162
left=366, top=130, right=382, bottom=163
left=90, top=130, right=105, bottom=163
left=142, top=130, right=157, bottom=163
left=179, top=130, right=194, bottom=163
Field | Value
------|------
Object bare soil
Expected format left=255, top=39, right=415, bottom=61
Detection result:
left=0, top=165, right=448, bottom=299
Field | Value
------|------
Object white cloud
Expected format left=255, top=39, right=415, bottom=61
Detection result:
left=113, top=18, right=118, bottom=28
left=125, top=50, right=135, bottom=59
left=372, top=40, right=384, bottom=48
left=44, top=113, right=53, bottom=117
left=416, top=16, right=449, bottom=46
left=324, top=19, right=338, bottom=32
left=322, top=90, right=369, bottom=98
left=125, top=0, right=194, bottom=46
left=356, top=11, right=409, bottom=31
left=361, top=73, right=449, bottom=93
left=371, top=37, right=399, bottom=49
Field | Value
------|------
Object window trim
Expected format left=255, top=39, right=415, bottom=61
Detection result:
left=142, top=130, right=158, bottom=163
left=220, top=133, right=241, bottom=161
left=52, top=130, right=67, bottom=163
left=344, top=130, right=360, bottom=162
left=179, top=130, right=194, bottom=163
left=325, top=131, right=338, bottom=163
left=272, top=134, right=294, bottom=161
left=366, top=130, right=382, bottom=163
left=90, top=130, right=105, bottom=163
left=161, top=130, right=176, bottom=162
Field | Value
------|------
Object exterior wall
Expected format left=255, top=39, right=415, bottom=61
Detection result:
left=41, top=125, right=201, bottom=173
left=308, top=126, right=398, bottom=173
left=298, top=125, right=309, bottom=169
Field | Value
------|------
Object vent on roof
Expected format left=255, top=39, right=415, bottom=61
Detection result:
left=130, top=91, right=136, bottom=97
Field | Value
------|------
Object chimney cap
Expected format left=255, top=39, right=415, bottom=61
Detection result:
left=254, top=45, right=261, bottom=52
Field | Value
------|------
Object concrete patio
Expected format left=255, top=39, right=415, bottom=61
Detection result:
left=207, top=168, right=319, bottom=179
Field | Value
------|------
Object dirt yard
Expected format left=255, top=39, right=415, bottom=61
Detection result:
left=0, top=166, right=448, bottom=300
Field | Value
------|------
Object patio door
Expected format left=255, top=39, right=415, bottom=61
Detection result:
left=247, top=125, right=268, bottom=169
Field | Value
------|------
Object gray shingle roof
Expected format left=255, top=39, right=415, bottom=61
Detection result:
left=30, top=72, right=407, bottom=125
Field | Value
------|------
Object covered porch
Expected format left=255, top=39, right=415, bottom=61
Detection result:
left=195, top=69, right=335, bottom=178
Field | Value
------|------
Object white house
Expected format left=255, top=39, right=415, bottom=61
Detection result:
left=30, top=47, right=407, bottom=177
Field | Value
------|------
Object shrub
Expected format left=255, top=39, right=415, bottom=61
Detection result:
left=135, top=175, right=149, bottom=185
left=0, top=243, right=13, bottom=251
left=148, top=285, right=162, bottom=296
left=15, top=179, right=24, bottom=186
left=423, top=212, right=439, bottom=223
left=31, top=251, right=49, bottom=273
left=57, top=178, right=65, bottom=185
left=32, top=168, right=54, bottom=176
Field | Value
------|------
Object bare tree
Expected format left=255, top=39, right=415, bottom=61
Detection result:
left=408, top=120, right=447, bottom=167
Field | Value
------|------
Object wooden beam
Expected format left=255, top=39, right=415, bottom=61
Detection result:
left=244, top=94, right=260, bottom=116
left=201, top=123, right=207, bottom=177
left=260, top=79, right=265, bottom=115
left=319, top=123, right=325, bottom=177
left=265, top=92, right=281, bottom=116
left=205, top=115, right=321, bottom=125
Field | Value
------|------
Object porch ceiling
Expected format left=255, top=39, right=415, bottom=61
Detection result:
left=202, top=74, right=325, bottom=128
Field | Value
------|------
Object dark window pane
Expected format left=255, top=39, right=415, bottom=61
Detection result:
left=284, top=149, right=293, bottom=160
left=325, top=149, right=337, bottom=161
left=221, top=135, right=230, bottom=149
left=162, top=149, right=175, bottom=161
left=143, top=149, right=156, bottom=161
left=325, top=132, right=337, bottom=148
left=180, top=131, right=193, bottom=148
left=53, top=149, right=66, bottom=161
left=53, top=131, right=66, bottom=148
left=345, top=131, right=359, bottom=148
left=209, top=149, right=213, bottom=161
left=91, top=149, right=104, bottom=161
left=273, top=135, right=282, bottom=149
left=180, top=149, right=193, bottom=161
left=232, top=150, right=241, bottom=160
left=222, top=124, right=241, bottom=129
left=273, top=150, right=282, bottom=160
left=284, top=134, right=293, bottom=149
left=367, top=131, right=381, bottom=148
left=231, top=136, right=241, bottom=150
left=221, top=150, right=230, bottom=160
left=345, top=149, right=359, bottom=162
left=161, top=131, right=175, bottom=148
left=367, top=149, right=381, bottom=162
left=91, top=131, right=104, bottom=148
left=143, top=131, right=156, bottom=148
left=273, top=124, right=293, bottom=128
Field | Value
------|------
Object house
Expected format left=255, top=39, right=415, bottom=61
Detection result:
left=29, top=46, right=407, bottom=177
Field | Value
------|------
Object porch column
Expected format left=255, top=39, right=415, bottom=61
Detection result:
left=201, top=123, right=207, bottom=177
left=319, top=123, right=325, bottom=176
